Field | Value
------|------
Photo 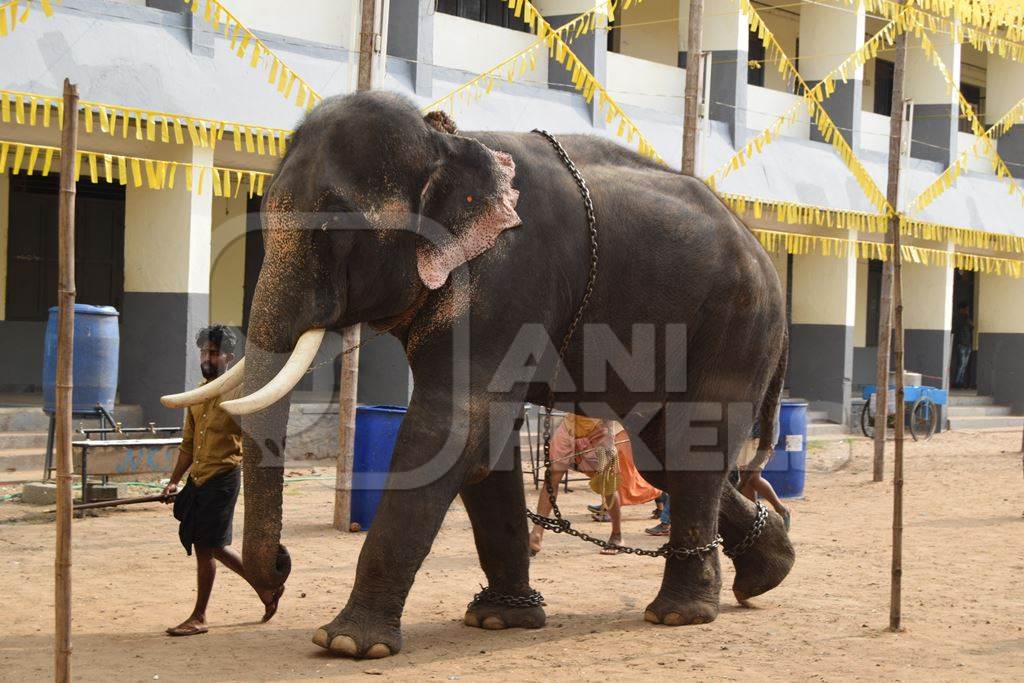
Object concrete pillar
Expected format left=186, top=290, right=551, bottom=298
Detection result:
left=538, top=0, right=608, bottom=128
left=986, top=55, right=1024, bottom=178
left=798, top=0, right=865, bottom=148
left=787, top=245, right=857, bottom=424
left=678, top=0, right=746, bottom=145
left=976, top=273, right=1024, bottom=412
left=387, top=0, right=432, bottom=97
left=902, top=260, right=954, bottom=390
left=905, top=30, right=960, bottom=166
left=120, top=145, right=213, bottom=424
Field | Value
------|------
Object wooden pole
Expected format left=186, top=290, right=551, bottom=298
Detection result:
left=54, top=77, right=79, bottom=683
left=873, top=2, right=910, bottom=484
left=681, top=0, right=704, bottom=176
left=335, top=0, right=383, bottom=531
left=885, top=8, right=910, bottom=631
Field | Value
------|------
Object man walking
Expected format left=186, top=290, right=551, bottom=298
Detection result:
left=163, top=325, right=283, bottom=636
left=953, top=304, right=974, bottom=388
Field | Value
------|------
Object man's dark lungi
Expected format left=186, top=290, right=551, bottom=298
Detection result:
left=173, top=468, right=241, bottom=555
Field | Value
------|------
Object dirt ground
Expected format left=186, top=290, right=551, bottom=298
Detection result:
left=1, top=429, right=1022, bottom=681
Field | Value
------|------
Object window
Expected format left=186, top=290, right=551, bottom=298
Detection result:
left=607, top=11, right=620, bottom=54
left=5, top=176, right=125, bottom=321
left=959, top=83, right=983, bottom=133
left=436, top=0, right=530, bottom=31
left=874, top=59, right=894, bottom=116
left=866, top=259, right=883, bottom=345
left=747, top=29, right=766, bottom=87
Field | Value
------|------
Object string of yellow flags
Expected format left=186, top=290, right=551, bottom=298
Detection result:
left=0, top=0, right=57, bottom=38
left=707, top=2, right=915, bottom=219
left=909, top=94, right=1024, bottom=216
left=0, top=138, right=272, bottom=197
left=714, top=0, right=893, bottom=218
left=181, top=0, right=322, bottom=112
left=426, top=0, right=666, bottom=164
left=0, top=88, right=292, bottom=157
left=753, top=226, right=1024, bottom=278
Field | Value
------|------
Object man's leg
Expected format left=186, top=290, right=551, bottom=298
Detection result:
left=528, top=464, right=566, bottom=554
left=212, top=546, right=284, bottom=620
left=601, top=493, right=622, bottom=554
left=167, top=546, right=215, bottom=635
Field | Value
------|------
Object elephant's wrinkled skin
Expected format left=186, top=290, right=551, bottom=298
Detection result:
left=238, top=92, right=794, bottom=658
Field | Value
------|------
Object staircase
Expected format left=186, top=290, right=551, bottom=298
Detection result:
left=806, top=408, right=847, bottom=439
left=0, top=403, right=143, bottom=476
left=946, top=390, right=1024, bottom=430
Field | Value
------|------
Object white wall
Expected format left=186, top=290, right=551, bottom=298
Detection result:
left=605, top=52, right=684, bottom=114
left=747, top=85, right=810, bottom=140
left=433, top=13, right=549, bottom=86
left=225, top=0, right=360, bottom=48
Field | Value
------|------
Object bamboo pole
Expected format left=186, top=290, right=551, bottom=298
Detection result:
left=885, top=8, right=910, bottom=631
left=333, top=326, right=361, bottom=531
left=54, top=77, right=79, bottom=683
left=681, top=0, right=704, bottom=176
left=334, top=0, right=383, bottom=531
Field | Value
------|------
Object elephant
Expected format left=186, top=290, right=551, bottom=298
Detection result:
left=164, top=91, right=795, bottom=659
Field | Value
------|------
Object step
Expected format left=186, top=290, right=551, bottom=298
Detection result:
left=0, top=447, right=46, bottom=474
left=807, top=422, right=848, bottom=437
left=947, top=415, right=1024, bottom=431
left=947, top=405, right=1012, bottom=417
left=0, top=431, right=48, bottom=449
left=947, top=394, right=996, bottom=407
left=0, top=404, right=144, bottom=432
left=806, top=410, right=830, bottom=422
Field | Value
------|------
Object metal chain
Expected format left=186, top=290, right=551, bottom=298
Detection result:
left=467, top=586, right=546, bottom=610
left=526, top=130, right=723, bottom=561
left=723, top=501, right=769, bottom=559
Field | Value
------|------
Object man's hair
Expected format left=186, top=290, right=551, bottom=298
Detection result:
left=196, top=325, right=237, bottom=354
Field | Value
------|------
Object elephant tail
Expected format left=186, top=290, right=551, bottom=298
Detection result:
left=741, top=329, right=788, bottom=483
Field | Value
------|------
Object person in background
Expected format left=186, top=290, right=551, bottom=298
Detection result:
left=162, top=325, right=283, bottom=637
left=953, top=304, right=974, bottom=388
left=736, top=404, right=790, bottom=530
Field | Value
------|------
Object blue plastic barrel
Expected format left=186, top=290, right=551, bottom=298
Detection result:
left=42, top=304, right=120, bottom=415
left=762, top=399, right=807, bottom=499
left=350, top=405, right=407, bottom=531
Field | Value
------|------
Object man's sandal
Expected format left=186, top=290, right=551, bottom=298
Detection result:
left=166, top=623, right=208, bottom=637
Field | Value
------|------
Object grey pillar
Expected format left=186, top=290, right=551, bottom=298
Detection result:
left=388, top=0, right=433, bottom=97
left=546, top=14, right=608, bottom=128
left=910, top=103, right=958, bottom=166
left=806, top=79, right=862, bottom=149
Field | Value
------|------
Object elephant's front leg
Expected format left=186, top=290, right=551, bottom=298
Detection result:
left=459, top=423, right=545, bottom=631
left=312, top=390, right=481, bottom=659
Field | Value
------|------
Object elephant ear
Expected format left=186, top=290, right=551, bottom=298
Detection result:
left=415, top=117, right=522, bottom=290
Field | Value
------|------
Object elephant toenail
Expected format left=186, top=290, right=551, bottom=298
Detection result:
left=481, top=615, right=506, bottom=629
left=644, top=610, right=660, bottom=624
left=364, top=643, right=391, bottom=659
left=463, top=612, right=480, bottom=627
left=663, top=612, right=682, bottom=626
left=329, top=634, right=359, bottom=656
left=690, top=615, right=706, bottom=625
left=312, top=628, right=330, bottom=649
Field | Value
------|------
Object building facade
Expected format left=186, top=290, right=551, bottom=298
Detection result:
left=1, top=0, right=1023, bottom=436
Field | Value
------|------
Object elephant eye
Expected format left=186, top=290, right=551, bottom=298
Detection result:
left=466, top=195, right=473, bottom=203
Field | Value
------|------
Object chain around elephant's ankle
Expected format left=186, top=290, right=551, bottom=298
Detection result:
left=723, top=501, right=769, bottom=559
left=467, top=586, right=545, bottom=610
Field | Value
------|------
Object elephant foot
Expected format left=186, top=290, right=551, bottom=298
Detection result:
left=728, top=507, right=795, bottom=605
left=643, top=591, right=719, bottom=626
left=463, top=587, right=546, bottom=630
left=312, top=611, right=402, bottom=659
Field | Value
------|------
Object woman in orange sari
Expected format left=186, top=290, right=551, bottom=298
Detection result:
left=528, top=414, right=660, bottom=556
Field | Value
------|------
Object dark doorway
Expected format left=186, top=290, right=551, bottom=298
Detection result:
left=958, top=82, right=983, bottom=133
left=951, top=269, right=976, bottom=389
left=874, top=59, right=894, bottom=116
left=5, top=175, right=125, bottom=320
left=866, top=259, right=883, bottom=346
left=747, top=29, right=766, bottom=87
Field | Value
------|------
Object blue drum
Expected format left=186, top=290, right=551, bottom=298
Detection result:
left=762, top=399, right=807, bottom=499
left=350, top=405, right=407, bottom=531
left=42, top=304, right=120, bottom=415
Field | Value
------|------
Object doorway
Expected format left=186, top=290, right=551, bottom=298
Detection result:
left=951, top=269, right=976, bottom=389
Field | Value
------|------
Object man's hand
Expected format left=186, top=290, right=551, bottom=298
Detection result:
left=161, top=481, right=179, bottom=503
left=574, top=425, right=609, bottom=453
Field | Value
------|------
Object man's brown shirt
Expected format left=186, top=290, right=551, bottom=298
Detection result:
left=180, top=382, right=243, bottom=486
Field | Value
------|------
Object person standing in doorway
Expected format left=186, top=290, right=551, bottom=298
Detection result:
left=163, top=325, right=283, bottom=636
left=953, top=304, right=974, bottom=388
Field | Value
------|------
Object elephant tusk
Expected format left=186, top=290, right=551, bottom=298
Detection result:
left=220, top=329, right=326, bottom=416
left=160, top=358, right=246, bottom=408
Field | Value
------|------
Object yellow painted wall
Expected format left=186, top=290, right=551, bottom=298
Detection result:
left=226, top=0, right=360, bottom=48
left=760, top=7, right=799, bottom=93
left=790, top=249, right=857, bottom=326
left=978, top=272, right=1024, bottom=334
left=854, top=260, right=868, bottom=347
left=614, top=0, right=679, bottom=66
left=902, top=261, right=953, bottom=331
left=0, top=174, right=7, bottom=321
left=210, top=193, right=248, bottom=326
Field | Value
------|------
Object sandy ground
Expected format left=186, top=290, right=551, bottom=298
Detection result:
left=1, top=429, right=1022, bottom=681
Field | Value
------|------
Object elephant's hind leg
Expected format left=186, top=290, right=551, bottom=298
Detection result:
left=460, top=450, right=546, bottom=631
left=719, top=483, right=795, bottom=603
